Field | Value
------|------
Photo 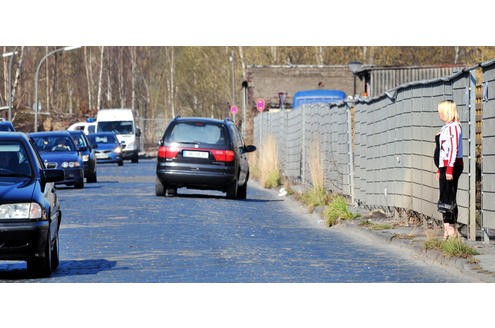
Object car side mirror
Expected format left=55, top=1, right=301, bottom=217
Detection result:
left=78, top=146, right=88, bottom=152
left=136, top=128, right=141, bottom=137
left=40, top=168, right=64, bottom=192
left=245, top=145, right=256, bottom=153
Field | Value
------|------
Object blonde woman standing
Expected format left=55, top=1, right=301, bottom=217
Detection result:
left=435, top=100, right=463, bottom=239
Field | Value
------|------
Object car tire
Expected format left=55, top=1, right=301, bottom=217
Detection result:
left=27, top=229, right=52, bottom=278
left=74, top=178, right=84, bottom=189
left=155, top=178, right=165, bottom=196
left=237, top=182, right=247, bottom=200
left=132, top=154, right=139, bottom=163
left=51, top=228, right=60, bottom=271
left=226, top=180, right=238, bottom=199
left=87, top=170, right=97, bottom=183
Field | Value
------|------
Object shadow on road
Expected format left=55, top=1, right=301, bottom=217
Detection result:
left=0, top=259, right=120, bottom=281
left=167, top=192, right=284, bottom=203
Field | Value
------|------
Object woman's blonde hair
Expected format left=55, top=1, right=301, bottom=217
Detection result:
left=438, top=100, right=459, bottom=122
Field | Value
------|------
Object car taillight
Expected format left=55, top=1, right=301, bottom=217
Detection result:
left=212, top=149, right=235, bottom=162
left=158, top=145, right=179, bottom=159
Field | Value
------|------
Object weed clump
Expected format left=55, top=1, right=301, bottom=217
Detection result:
left=425, top=237, right=479, bottom=258
left=325, top=195, right=355, bottom=226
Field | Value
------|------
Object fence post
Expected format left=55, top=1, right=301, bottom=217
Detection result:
left=347, top=101, right=355, bottom=205
left=469, top=70, right=477, bottom=241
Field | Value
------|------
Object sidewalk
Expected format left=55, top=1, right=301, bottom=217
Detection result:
left=278, top=185, right=495, bottom=283
left=337, top=207, right=495, bottom=283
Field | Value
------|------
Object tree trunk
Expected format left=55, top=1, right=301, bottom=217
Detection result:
left=131, top=46, right=137, bottom=110
left=97, top=46, right=105, bottom=110
left=11, top=47, right=25, bottom=112
left=84, top=47, right=94, bottom=111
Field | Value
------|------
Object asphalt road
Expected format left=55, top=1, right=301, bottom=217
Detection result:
left=0, top=159, right=472, bottom=282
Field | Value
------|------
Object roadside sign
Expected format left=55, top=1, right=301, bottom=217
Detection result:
left=256, top=98, right=265, bottom=112
left=230, top=105, right=238, bottom=114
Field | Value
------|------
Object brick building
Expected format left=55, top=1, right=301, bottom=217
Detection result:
left=245, top=65, right=358, bottom=110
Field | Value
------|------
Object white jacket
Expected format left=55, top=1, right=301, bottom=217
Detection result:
left=438, top=121, right=463, bottom=175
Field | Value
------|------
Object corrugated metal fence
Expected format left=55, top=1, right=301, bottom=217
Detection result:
left=253, top=63, right=495, bottom=241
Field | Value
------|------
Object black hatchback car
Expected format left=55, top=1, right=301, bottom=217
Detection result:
left=0, top=132, right=64, bottom=277
left=156, top=117, right=256, bottom=199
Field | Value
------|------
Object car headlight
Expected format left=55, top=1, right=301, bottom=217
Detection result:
left=0, top=203, right=43, bottom=220
left=113, top=146, right=122, bottom=154
left=61, top=161, right=81, bottom=168
left=82, top=154, right=89, bottom=162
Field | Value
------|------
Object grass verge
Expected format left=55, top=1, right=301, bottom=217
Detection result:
left=424, top=237, right=479, bottom=258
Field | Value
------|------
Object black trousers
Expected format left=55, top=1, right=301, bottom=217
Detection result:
left=438, top=165, right=463, bottom=224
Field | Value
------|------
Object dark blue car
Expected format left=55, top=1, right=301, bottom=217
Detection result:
left=68, top=130, right=97, bottom=183
left=30, top=131, right=85, bottom=189
left=87, top=132, right=124, bottom=166
left=0, top=132, right=64, bottom=277
left=0, top=120, right=15, bottom=131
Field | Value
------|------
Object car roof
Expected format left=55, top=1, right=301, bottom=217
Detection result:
left=30, top=130, right=72, bottom=137
left=0, top=121, right=15, bottom=130
left=173, top=117, right=228, bottom=125
left=68, top=130, right=84, bottom=135
left=0, top=131, right=29, bottom=141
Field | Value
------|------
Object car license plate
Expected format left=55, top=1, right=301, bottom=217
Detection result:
left=96, top=153, right=108, bottom=159
left=183, top=150, right=209, bottom=159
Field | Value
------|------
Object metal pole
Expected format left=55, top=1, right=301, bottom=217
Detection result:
left=469, top=70, right=477, bottom=241
left=347, top=101, right=355, bottom=205
left=230, top=51, right=235, bottom=122
left=242, top=82, right=247, bottom=138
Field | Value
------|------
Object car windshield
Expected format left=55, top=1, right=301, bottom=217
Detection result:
left=32, top=135, right=75, bottom=152
left=90, top=134, right=118, bottom=144
left=0, top=142, right=32, bottom=177
left=97, top=121, right=133, bottom=134
left=71, top=134, right=87, bottom=149
left=167, top=122, right=227, bottom=146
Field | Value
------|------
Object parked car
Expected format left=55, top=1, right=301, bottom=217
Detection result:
left=68, top=130, right=97, bottom=182
left=156, top=117, right=256, bottom=199
left=87, top=132, right=124, bottom=166
left=0, top=132, right=64, bottom=277
left=29, top=131, right=85, bottom=189
left=0, top=120, right=15, bottom=132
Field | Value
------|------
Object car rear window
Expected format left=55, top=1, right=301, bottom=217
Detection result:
left=167, top=122, right=226, bottom=146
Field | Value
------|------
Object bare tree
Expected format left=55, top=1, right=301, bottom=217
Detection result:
left=84, top=47, right=94, bottom=111
left=97, top=46, right=105, bottom=110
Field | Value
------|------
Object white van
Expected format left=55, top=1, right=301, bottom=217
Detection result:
left=96, top=109, right=141, bottom=163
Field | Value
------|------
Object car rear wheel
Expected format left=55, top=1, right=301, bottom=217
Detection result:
left=155, top=178, right=165, bottom=196
left=226, top=179, right=238, bottom=199
left=237, top=182, right=247, bottom=200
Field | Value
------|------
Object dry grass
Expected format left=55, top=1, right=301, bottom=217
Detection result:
left=253, top=134, right=281, bottom=189
left=301, top=137, right=327, bottom=208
